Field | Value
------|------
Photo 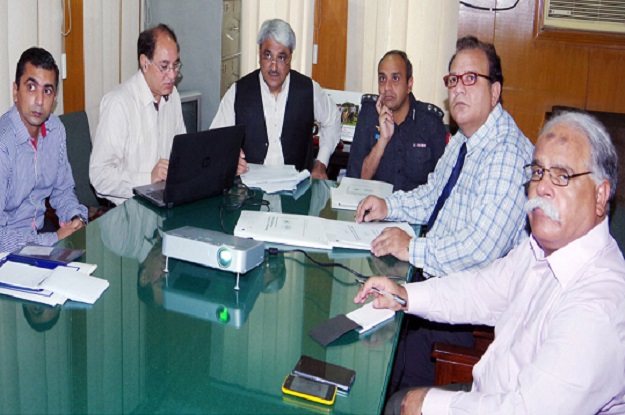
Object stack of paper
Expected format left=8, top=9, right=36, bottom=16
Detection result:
left=331, top=177, right=393, bottom=210
left=234, top=211, right=416, bottom=250
left=241, top=164, right=310, bottom=194
left=346, top=301, right=395, bottom=333
left=0, top=257, right=107, bottom=306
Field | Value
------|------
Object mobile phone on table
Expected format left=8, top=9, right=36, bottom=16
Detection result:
left=282, top=374, right=337, bottom=406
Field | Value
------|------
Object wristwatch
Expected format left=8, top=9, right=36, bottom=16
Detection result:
left=72, top=215, right=88, bottom=226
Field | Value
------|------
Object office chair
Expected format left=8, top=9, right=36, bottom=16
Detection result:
left=431, top=327, right=494, bottom=385
left=59, top=110, right=110, bottom=221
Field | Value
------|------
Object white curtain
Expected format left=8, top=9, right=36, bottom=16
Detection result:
left=349, top=0, right=459, bottom=121
left=240, top=0, right=458, bottom=121
left=0, top=0, right=65, bottom=113
left=240, top=0, right=316, bottom=77
left=83, top=0, right=141, bottom=138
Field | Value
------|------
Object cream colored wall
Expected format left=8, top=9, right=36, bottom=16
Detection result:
left=240, top=0, right=316, bottom=76
left=0, top=0, right=65, bottom=113
left=240, top=0, right=458, bottom=122
left=83, top=0, right=141, bottom=138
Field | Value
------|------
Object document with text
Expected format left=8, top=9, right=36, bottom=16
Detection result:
left=234, top=211, right=415, bottom=250
left=331, top=177, right=393, bottom=210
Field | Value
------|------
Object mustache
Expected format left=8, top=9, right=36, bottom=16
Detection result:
left=525, top=196, right=561, bottom=222
left=267, top=70, right=280, bottom=76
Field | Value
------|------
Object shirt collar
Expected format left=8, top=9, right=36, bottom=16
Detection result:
left=136, top=70, right=169, bottom=109
left=457, top=103, right=503, bottom=152
left=8, top=104, right=51, bottom=144
left=529, top=218, right=611, bottom=288
left=259, top=70, right=290, bottom=97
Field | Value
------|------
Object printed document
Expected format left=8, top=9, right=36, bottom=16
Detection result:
left=241, top=164, right=310, bottom=194
left=331, top=177, right=393, bottom=210
left=234, top=211, right=415, bottom=250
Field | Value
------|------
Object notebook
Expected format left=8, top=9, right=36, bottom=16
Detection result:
left=133, top=125, right=245, bottom=208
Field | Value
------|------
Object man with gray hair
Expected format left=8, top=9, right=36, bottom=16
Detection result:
left=211, top=18, right=340, bottom=179
left=356, top=111, right=625, bottom=414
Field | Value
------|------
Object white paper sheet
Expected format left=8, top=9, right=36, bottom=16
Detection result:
left=40, top=267, right=109, bottom=304
left=331, top=177, right=393, bottom=210
left=234, top=211, right=416, bottom=251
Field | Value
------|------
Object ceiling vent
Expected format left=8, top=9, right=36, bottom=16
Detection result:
left=543, top=0, right=625, bottom=34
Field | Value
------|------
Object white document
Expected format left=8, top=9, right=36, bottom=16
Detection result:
left=0, top=261, right=51, bottom=289
left=331, top=177, right=393, bottom=210
left=234, top=211, right=416, bottom=251
left=40, top=267, right=109, bottom=304
left=241, top=164, right=310, bottom=194
left=346, top=301, right=395, bottom=333
left=0, top=286, right=66, bottom=306
left=236, top=211, right=332, bottom=249
left=327, top=221, right=415, bottom=250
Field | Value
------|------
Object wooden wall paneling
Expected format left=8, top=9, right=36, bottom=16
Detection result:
left=586, top=49, right=625, bottom=114
left=457, top=1, right=496, bottom=41
left=63, top=0, right=85, bottom=113
left=312, top=0, right=348, bottom=90
left=495, top=0, right=589, bottom=139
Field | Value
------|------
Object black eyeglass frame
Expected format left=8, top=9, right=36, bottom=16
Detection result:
left=523, top=163, right=593, bottom=187
left=443, top=72, right=491, bottom=88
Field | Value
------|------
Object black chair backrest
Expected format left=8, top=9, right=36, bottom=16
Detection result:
left=59, top=111, right=100, bottom=207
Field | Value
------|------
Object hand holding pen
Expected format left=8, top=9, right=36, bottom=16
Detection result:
left=354, top=276, right=408, bottom=311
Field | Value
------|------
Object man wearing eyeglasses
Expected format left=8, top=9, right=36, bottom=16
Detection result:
left=90, top=23, right=186, bottom=205
left=358, top=111, right=625, bottom=415
left=210, top=19, right=340, bottom=179
left=355, top=36, right=534, bottom=390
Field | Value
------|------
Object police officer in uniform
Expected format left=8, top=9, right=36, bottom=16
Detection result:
left=347, top=50, right=447, bottom=191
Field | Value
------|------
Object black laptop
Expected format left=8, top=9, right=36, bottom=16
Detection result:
left=133, top=125, right=244, bottom=208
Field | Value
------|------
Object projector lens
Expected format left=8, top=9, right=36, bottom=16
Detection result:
left=217, top=247, right=232, bottom=268
left=217, top=306, right=230, bottom=324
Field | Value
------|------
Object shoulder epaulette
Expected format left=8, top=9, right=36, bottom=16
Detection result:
left=415, top=101, right=444, bottom=119
left=361, top=94, right=378, bottom=104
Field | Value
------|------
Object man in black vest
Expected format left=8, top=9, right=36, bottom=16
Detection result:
left=211, top=19, right=340, bottom=179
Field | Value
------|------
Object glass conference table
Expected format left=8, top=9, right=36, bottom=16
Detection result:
left=0, top=179, right=414, bottom=415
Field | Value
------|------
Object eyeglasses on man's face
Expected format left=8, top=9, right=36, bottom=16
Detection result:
left=261, top=51, right=291, bottom=66
left=443, top=72, right=490, bottom=88
left=149, top=60, right=183, bottom=73
left=523, top=163, right=593, bottom=187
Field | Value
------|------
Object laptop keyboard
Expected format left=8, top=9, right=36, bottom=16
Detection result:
left=146, top=189, right=165, bottom=201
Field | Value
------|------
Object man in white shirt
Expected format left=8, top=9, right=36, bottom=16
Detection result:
left=90, top=23, right=186, bottom=205
left=210, top=18, right=340, bottom=179
left=356, top=111, right=625, bottom=414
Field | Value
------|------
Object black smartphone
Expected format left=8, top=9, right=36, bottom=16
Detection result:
left=282, top=374, right=337, bottom=405
left=292, top=355, right=356, bottom=392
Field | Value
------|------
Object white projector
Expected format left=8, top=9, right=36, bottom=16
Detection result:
left=162, top=226, right=265, bottom=277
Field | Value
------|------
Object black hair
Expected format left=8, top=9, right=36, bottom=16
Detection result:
left=379, top=50, right=413, bottom=80
left=448, top=36, right=503, bottom=102
left=137, top=23, right=179, bottom=61
left=15, top=47, right=59, bottom=88
left=22, top=304, right=61, bottom=333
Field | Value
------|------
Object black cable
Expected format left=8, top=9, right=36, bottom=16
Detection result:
left=460, top=0, right=520, bottom=12
left=267, top=247, right=408, bottom=283
left=218, top=184, right=270, bottom=232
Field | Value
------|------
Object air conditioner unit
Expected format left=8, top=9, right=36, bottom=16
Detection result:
left=543, top=0, right=625, bottom=34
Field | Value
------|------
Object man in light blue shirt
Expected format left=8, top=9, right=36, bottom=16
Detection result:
left=356, top=36, right=534, bottom=390
left=0, top=47, right=87, bottom=252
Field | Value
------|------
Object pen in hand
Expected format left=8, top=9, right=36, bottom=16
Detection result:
left=356, top=278, right=407, bottom=306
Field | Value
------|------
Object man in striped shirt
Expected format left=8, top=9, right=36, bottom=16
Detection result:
left=356, top=36, right=534, bottom=390
left=0, top=47, right=87, bottom=252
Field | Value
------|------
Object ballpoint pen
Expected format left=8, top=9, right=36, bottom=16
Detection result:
left=356, top=278, right=407, bottom=306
